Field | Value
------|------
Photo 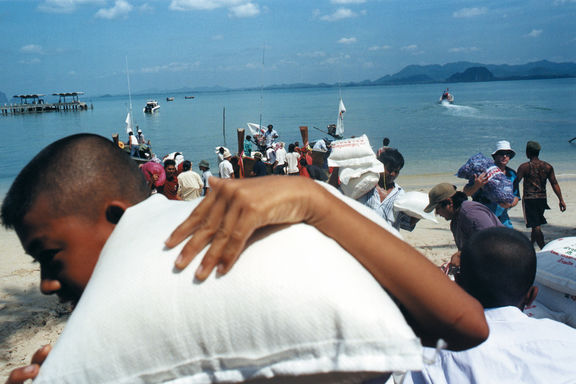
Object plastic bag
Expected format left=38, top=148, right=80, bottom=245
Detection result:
left=457, top=153, right=515, bottom=204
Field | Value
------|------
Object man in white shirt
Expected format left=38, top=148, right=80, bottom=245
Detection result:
left=273, top=142, right=287, bottom=175
left=177, top=160, right=204, bottom=201
left=405, top=227, right=576, bottom=384
left=263, top=124, right=278, bottom=147
left=198, top=160, right=212, bottom=196
left=218, top=149, right=234, bottom=179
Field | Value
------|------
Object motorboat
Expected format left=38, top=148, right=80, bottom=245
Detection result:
left=143, top=100, right=160, bottom=113
left=184, top=96, right=195, bottom=99
left=166, top=97, right=174, bottom=102
left=439, top=89, right=454, bottom=104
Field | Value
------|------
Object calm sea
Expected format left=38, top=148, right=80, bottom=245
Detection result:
left=1, top=78, right=575, bottom=196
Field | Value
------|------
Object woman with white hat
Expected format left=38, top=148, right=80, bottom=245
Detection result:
left=463, top=140, right=520, bottom=228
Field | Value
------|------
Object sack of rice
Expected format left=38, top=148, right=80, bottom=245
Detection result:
left=328, top=135, right=376, bottom=167
left=394, top=191, right=438, bottom=223
left=536, top=237, right=576, bottom=295
left=457, top=153, right=515, bottom=204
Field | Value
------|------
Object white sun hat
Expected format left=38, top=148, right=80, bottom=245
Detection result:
left=492, top=140, right=516, bottom=159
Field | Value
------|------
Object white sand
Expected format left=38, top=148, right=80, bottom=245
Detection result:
left=1, top=174, right=574, bottom=380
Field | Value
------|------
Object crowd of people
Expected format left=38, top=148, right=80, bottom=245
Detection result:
left=2, top=129, right=573, bottom=383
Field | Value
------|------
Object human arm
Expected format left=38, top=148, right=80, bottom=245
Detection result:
left=548, top=167, right=566, bottom=212
left=165, top=177, right=488, bottom=351
left=462, top=172, right=488, bottom=197
left=5, top=345, right=51, bottom=384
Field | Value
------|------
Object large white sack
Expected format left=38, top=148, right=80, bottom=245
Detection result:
left=394, top=191, right=438, bottom=223
left=34, top=190, right=420, bottom=384
left=525, top=283, right=576, bottom=328
left=328, top=135, right=377, bottom=167
left=536, top=237, right=576, bottom=295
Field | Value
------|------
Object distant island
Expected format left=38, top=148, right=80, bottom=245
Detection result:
left=138, top=60, right=576, bottom=96
left=2, top=60, right=575, bottom=100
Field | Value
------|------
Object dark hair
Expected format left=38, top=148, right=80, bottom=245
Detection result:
left=164, top=159, right=176, bottom=168
left=182, top=160, right=191, bottom=172
left=451, top=191, right=468, bottom=210
left=288, top=143, right=295, bottom=153
left=219, top=147, right=225, bottom=154
left=383, top=137, right=390, bottom=146
left=526, top=147, right=540, bottom=158
left=1, top=134, right=149, bottom=229
left=378, top=148, right=404, bottom=173
left=246, top=135, right=252, bottom=140
left=457, top=227, right=536, bottom=308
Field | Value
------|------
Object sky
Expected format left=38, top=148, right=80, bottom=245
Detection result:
left=1, top=0, right=575, bottom=97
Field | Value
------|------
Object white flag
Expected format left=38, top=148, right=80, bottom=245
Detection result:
left=125, top=112, right=133, bottom=134
left=336, top=98, right=346, bottom=136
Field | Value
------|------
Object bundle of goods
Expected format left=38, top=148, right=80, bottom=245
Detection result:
left=394, top=191, right=438, bottom=223
left=456, top=153, right=515, bottom=204
left=140, top=161, right=166, bottom=187
left=526, top=237, right=576, bottom=328
left=328, top=135, right=383, bottom=199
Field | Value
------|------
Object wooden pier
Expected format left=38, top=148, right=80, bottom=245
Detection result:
left=1, top=92, right=91, bottom=116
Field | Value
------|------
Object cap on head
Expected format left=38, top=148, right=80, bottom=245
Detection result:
left=199, top=160, right=210, bottom=168
left=223, top=149, right=232, bottom=158
left=492, top=140, right=515, bottom=159
left=424, top=183, right=457, bottom=213
left=137, top=129, right=142, bottom=133
left=253, top=152, right=263, bottom=159
left=526, top=141, right=541, bottom=152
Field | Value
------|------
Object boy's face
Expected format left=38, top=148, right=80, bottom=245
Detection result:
left=16, top=195, right=115, bottom=305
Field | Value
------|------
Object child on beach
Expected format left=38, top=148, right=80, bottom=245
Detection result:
left=2, top=134, right=487, bottom=383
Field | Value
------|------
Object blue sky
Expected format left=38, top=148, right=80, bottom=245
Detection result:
left=1, top=0, right=575, bottom=96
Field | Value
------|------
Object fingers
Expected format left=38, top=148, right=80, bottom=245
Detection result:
left=6, top=364, right=39, bottom=384
left=31, top=344, right=51, bottom=365
left=6, top=345, right=50, bottom=384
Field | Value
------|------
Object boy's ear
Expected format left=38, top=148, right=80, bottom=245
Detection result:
left=105, top=201, right=129, bottom=225
left=521, top=286, right=539, bottom=309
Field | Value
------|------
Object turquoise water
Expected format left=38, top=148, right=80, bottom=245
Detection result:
left=1, top=78, right=575, bottom=196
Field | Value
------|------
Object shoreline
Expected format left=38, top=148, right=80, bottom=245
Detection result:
left=1, top=174, right=575, bottom=380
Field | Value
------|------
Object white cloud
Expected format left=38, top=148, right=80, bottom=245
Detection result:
left=139, top=3, right=153, bottom=12
left=228, top=2, right=259, bottom=18
left=453, top=7, right=487, bottom=18
left=212, top=34, right=224, bottom=40
left=20, top=44, right=45, bottom=54
left=297, top=51, right=327, bottom=58
left=170, top=0, right=246, bottom=11
left=321, top=8, right=357, bottom=21
left=331, top=0, right=365, bottom=4
left=95, top=0, right=133, bottom=19
left=449, top=46, right=480, bottom=53
left=554, top=0, right=576, bottom=4
left=401, top=44, right=418, bottom=51
left=338, top=37, right=357, bottom=44
left=38, top=0, right=105, bottom=14
left=19, top=58, right=42, bottom=65
left=368, top=45, right=391, bottom=51
left=526, top=29, right=543, bottom=38
left=141, top=62, right=200, bottom=73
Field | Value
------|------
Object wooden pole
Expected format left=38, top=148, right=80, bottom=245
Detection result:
left=299, top=126, right=309, bottom=147
left=237, top=128, right=245, bottom=156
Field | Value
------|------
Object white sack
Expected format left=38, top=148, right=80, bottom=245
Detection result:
left=34, top=192, right=419, bottom=384
left=394, top=191, right=438, bottom=223
left=536, top=237, right=576, bottom=295
left=328, top=135, right=377, bottom=167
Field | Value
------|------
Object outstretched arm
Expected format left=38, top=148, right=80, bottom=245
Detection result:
left=165, top=177, right=488, bottom=351
left=548, top=167, right=566, bottom=212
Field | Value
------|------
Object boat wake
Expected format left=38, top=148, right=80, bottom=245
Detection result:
left=440, top=101, right=478, bottom=116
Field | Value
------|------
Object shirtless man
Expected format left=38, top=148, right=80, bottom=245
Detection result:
left=516, top=140, right=566, bottom=248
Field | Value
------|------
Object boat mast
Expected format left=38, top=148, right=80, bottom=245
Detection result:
left=125, top=56, right=134, bottom=132
left=258, top=43, right=265, bottom=130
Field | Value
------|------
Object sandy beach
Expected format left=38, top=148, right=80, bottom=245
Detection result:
left=1, top=173, right=574, bottom=381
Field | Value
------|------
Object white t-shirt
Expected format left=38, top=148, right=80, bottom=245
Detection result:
left=286, top=152, right=301, bottom=173
left=275, top=147, right=287, bottom=165
left=219, top=159, right=234, bottom=179
left=177, top=170, right=204, bottom=200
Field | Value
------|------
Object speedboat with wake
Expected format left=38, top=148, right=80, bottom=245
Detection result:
left=439, top=89, right=454, bottom=104
left=143, top=100, right=160, bottom=113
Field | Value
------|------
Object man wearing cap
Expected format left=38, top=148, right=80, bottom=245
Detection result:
left=516, top=141, right=566, bottom=249
left=198, top=160, right=213, bottom=196
left=425, top=184, right=502, bottom=253
left=136, top=128, right=146, bottom=145
left=251, top=152, right=268, bottom=177
left=463, top=140, right=520, bottom=228
left=218, top=149, right=235, bottom=179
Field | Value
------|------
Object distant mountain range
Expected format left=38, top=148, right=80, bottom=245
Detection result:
left=2, top=60, right=575, bottom=100
left=260, top=60, right=576, bottom=90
